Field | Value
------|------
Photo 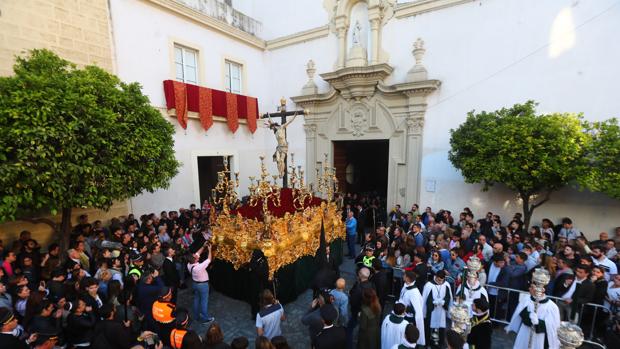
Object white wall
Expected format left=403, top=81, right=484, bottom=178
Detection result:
left=383, top=0, right=620, bottom=235
left=233, top=0, right=329, bottom=39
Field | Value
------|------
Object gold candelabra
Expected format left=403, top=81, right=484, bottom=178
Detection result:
left=315, top=153, right=338, bottom=202
left=211, top=157, right=239, bottom=215
left=289, top=153, right=313, bottom=210
left=248, top=156, right=282, bottom=239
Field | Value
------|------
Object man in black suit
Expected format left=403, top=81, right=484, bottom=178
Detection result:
left=370, top=259, right=390, bottom=307
left=320, top=246, right=339, bottom=276
left=485, top=254, right=509, bottom=320
left=315, top=304, right=346, bottom=349
left=162, top=245, right=180, bottom=302
left=567, top=264, right=594, bottom=322
left=413, top=253, right=428, bottom=292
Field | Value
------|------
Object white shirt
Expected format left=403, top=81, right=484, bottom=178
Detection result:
left=562, top=277, right=585, bottom=299
left=592, top=256, right=618, bottom=281
left=255, top=303, right=284, bottom=340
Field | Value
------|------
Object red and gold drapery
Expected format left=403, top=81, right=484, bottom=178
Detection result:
left=163, top=80, right=259, bottom=134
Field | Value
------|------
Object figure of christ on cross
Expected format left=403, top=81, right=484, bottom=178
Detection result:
left=262, top=98, right=306, bottom=188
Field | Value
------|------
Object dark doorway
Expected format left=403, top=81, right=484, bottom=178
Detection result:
left=333, top=140, right=389, bottom=195
left=197, top=156, right=231, bottom=206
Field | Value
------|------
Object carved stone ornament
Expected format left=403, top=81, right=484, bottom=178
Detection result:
left=303, top=124, right=317, bottom=138
left=302, top=59, right=318, bottom=95
left=351, top=111, right=367, bottom=136
left=406, top=117, right=424, bottom=134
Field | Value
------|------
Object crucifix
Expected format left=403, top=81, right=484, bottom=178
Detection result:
left=262, top=97, right=307, bottom=188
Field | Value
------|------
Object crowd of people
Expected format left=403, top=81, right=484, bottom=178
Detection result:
left=338, top=193, right=620, bottom=348
left=0, top=193, right=619, bottom=349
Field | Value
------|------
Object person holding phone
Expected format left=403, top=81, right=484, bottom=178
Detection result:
left=187, top=241, right=214, bottom=323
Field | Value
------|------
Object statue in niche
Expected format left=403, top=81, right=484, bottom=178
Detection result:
left=352, top=20, right=362, bottom=45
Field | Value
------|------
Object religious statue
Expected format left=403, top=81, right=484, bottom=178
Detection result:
left=352, top=20, right=362, bottom=45
left=266, top=112, right=297, bottom=178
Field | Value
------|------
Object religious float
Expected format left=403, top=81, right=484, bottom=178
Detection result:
left=207, top=153, right=345, bottom=304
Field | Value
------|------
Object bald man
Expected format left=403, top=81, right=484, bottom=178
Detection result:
left=330, top=278, right=348, bottom=326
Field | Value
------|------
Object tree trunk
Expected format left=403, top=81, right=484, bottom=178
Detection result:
left=521, top=194, right=532, bottom=231
left=60, top=207, right=72, bottom=253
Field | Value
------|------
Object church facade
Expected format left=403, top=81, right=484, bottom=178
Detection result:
left=109, top=0, right=620, bottom=236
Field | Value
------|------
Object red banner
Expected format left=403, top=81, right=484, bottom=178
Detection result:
left=171, top=81, right=188, bottom=129
left=225, top=92, right=239, bottom=133
left=198, top=87, right=213, bottom=131
left=163, top=80, right=259, bottom=134
left=246, top=96, right=258, bottom=134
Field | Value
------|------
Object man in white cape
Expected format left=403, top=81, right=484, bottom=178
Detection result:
left=381, top=302, right=408, bottom=349
left=506, top=284, right=561, bottom=349
left=399, top=270, right=425, bottom=346
left=391, top=323, right=419, bottom=349
left=422, top=270, right=452, bottom=348
left=455, top=271, right=488, bottom=315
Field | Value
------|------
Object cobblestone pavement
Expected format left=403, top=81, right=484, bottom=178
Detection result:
left=176, top=244, right=522, bottom=348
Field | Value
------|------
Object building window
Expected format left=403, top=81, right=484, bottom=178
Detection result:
left=174, top=45, right=198, bottom=84
left=225, top=60, right=242, bottom=94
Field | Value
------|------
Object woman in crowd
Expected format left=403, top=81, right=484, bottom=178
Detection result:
left=357, top=288, right=381, bottom=349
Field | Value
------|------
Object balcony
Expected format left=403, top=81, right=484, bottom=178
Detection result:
left=175, top=0, right=263, bottom=36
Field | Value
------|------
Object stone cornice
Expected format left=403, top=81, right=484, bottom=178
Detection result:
left=319, top=64, right=394, bottom=100
left=266, top=26, right=330, bottom=50
left=144, top=0, right=266, bottom=50
left=378, top=80, right=441, bottom=96
left=291, top=89, right=339, bottom=105
left=395, top=0, right=476, bottom=18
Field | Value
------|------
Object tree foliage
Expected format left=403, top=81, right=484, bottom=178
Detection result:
left=448, top=101, right=589, bottom=228
left=580, top=118, right=620, bottom=199
left=0, top=50, right=180, bottom=231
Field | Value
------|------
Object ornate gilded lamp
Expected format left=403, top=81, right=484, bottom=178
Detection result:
left=449, top=302, right=471, bottom=339
left=557, top=322, right=584, bottom=349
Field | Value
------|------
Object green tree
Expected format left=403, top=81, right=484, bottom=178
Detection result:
left=0, top=49, right=180, bottom=250
left=448, top=101, right=589, bottom=229
left=580, top=118, right=620, bottom=199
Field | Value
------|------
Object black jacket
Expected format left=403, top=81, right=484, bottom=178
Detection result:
left=467, top=314, right=492, bottom=349
left=370, top=269, right=390, bottom=305
left=0, top=333, right=28, bottom=349
left=91, top=319, right=134, bottom=349
left=315, top=325, right=346, bottom=349
left=571, top=279, right=594, bottom=317
left=162, top=258, right=180, bottom=287
left=349, top=280, right=375, bottom=316
left=66, top=312, right=96, bottom=345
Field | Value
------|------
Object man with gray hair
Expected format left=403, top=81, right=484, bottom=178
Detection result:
left=346, top=267, right=374, bottom=349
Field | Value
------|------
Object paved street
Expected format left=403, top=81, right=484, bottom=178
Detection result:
left=177, top=244, right=519, bottom=348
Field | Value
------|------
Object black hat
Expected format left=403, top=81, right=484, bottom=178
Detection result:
left=130, top=250, right=143, bottom=262
left=173, top=307, right=190, bottom=328
left=0, top=307, right=15, bottom=325
left=159, top=287, right=172, bottom=299
left=474, top=297, right=489, bottom=312
left=320, top=304, right=338, bottom=323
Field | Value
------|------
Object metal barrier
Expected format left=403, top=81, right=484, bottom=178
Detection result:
left=485, top=284, right=610, bottom=349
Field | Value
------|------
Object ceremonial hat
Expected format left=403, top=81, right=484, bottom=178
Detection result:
left=0, top=307, right=15, bottom=325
